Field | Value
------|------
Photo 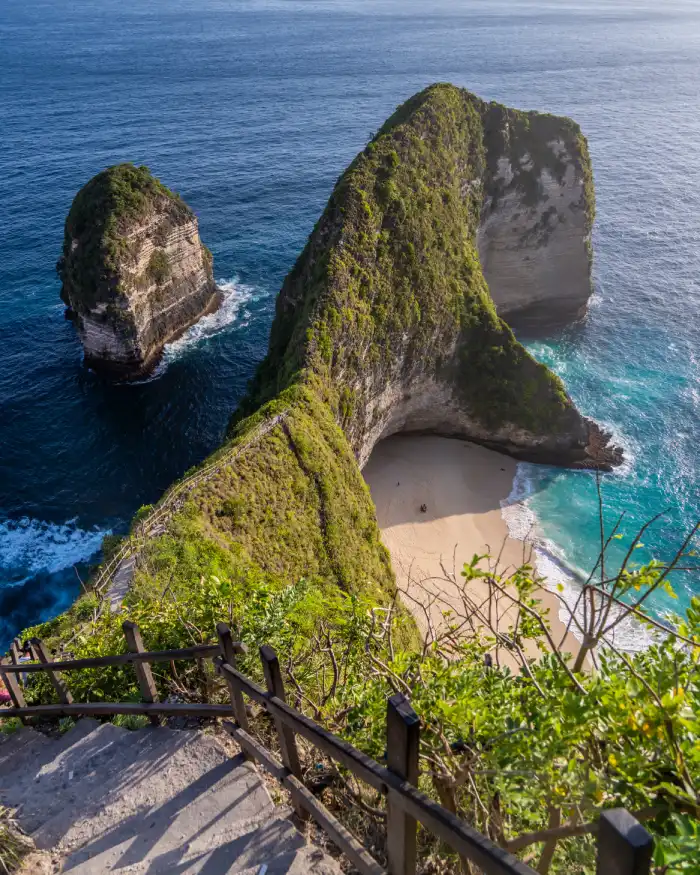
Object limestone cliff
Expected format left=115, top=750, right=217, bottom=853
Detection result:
left=244, top=84, right=619, bottom=470
left=478, top=103, right=595, bottom=333
left=58, top=164, right=219, bottom=379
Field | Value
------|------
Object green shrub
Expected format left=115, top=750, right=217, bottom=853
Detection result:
left=0, top=719, right=22, bottom=737
left=112, top=714, right=149, bottom=731
left=148, top=249, right=170, bottom=284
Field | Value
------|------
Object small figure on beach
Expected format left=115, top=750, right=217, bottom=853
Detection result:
left=420, top=503, right=427, bottom=513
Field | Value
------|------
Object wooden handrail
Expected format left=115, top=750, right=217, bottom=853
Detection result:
left=222, top=720, right=387, bottom=875
left=0, top=702, right=233, bottom=718
left=1, top=621, right=652, bottom=875
left=217, top=660, right=536, bottom=875
left=1, top=643, right=222, bottom=673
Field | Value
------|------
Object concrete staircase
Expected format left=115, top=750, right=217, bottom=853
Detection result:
left=0, top=720, right=342, bottom=874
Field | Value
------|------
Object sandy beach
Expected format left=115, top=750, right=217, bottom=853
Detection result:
left=363, top=435, right=578, bottom=665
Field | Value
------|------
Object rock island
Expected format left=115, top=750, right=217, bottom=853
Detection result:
left=58, top=163, right=219, bottom=379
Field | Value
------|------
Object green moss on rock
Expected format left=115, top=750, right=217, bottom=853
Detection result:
left=58, top=163, right=190, bottom=313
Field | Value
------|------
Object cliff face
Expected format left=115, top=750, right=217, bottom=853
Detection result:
left=58, top=164, right=219, bottom=379
left=245, top=84, right=619, bottom=470
left=478, top=104, right=595, bottom=333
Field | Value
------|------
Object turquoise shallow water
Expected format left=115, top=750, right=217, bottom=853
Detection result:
left=1, top=0, right=699, bottom=646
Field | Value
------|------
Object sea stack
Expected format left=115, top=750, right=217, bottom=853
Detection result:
left=58, top=163, right=219, bottom=379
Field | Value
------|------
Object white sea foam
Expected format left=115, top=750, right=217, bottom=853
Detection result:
left=163, top=276, right=259, bottom=363
left=130, top=277, right=263, bottom=383
left=500, top=466, right=652, bottom=653
left=0, top=517, right=108, bottom=585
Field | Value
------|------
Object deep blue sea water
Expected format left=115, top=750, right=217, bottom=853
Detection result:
left=1, top=0, right=699, bottom=647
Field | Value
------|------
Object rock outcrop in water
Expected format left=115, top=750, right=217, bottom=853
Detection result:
left=478, top=103, right=595, bottom=333
left=58, top=164, right=219, bottom=379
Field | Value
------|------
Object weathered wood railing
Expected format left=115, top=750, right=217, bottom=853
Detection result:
left=0, top=623, right=653, bottom=875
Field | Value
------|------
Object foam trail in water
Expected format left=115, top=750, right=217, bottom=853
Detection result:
left=500, top=465, right=652, bottom=653
left=0, top=517, right=108, bottom=586
left=131, top=277, right=262, bottom=383
left=165, top=276, right=260, bottom=359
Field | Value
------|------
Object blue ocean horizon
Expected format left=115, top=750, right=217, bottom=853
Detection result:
left=1, top=0, right=699, bottom=646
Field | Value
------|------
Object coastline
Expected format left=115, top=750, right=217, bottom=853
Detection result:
left=363, top=435, right=580, bottom=664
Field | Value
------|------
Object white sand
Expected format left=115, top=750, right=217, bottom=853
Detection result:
left=363, top=435, right=576, bottom=664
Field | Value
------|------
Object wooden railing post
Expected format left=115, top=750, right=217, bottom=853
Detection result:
left=596, top=809, right=653, bottom=875
left=0, top=657, right=26, bottom=713
left=260, top=644, right=306, bottom=820
left=31, top=639, right=73, bottom=705
left=216, top=623, right=249, bottom=732
left=386, top=693, right=419, bottom=875
left=10, top=639, right=21, bottom=664
left=122, top=621, right=159, bottom=725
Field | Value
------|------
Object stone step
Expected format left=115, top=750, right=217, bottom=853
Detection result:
left=0, top=722, right=343, bottom=874
left=40, top=730, right=272, bottom=857
left=61, top=747, right=277, bottom=871
left=32, top=723, right=177, bottom=849
left=1, top=719, right=111, bottom=832
left=1, top=719, right=99, bottom=805
left=62, top=810, right=303, bottom=874
left=0, top=727, right=51, bottom=779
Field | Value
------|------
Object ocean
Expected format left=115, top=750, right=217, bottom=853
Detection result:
left=1, top=0, right=699, bottom=648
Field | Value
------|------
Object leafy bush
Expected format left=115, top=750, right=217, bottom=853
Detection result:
left=148, top=249, right=170, bottom=284
left=112, top=714, right=149, bottom=731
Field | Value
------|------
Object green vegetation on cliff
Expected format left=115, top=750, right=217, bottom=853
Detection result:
left=245, top=84, right=575, bottom=439
left=58, top=163, right=190, bottom=311
left=35, top=83, right=600, bottom=695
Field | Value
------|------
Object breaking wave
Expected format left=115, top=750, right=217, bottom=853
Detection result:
left=130, top=276, right=264, bottom=383
left=163, top=276, right=260, bottom=362
left=500, top=465, right=653, bottom=653
left=0, top=517, right=108, bottom=587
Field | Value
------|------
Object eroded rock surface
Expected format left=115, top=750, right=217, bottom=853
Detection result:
left=58, top=164, right=219, bottom=379
left=478, top=104, right=595, bottom=333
